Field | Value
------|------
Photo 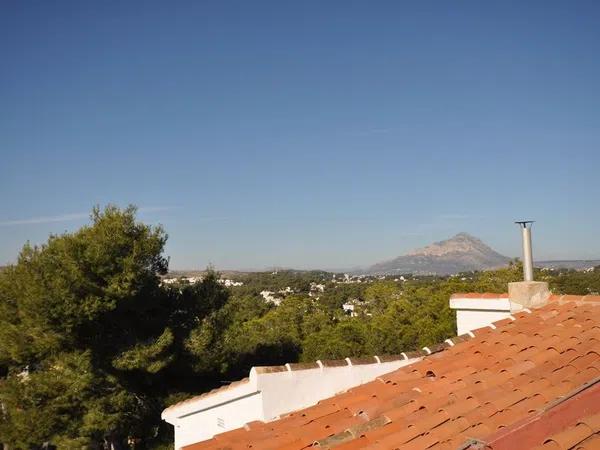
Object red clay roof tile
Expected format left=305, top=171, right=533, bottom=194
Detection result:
left=580, top=412, right=600, bottom=432
left=543, top=423, right=594, bottom=448
left=576, top=434, right=600, bottom=449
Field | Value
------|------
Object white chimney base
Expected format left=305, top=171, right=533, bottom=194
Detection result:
left=449, top=296, right=513, bottom=335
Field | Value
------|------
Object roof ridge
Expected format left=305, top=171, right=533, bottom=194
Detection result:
left=163, top=377, right=251, bottom=412
left=164, top=354, right=422, bottom=413
left=450, top=292, right=510, bottom=299
left=255, top=354, right=413, bottom=373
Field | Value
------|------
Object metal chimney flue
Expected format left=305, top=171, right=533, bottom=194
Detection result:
left=509, top=220, right=549, bottom=308
left=515, top=221, right=535, bottom=281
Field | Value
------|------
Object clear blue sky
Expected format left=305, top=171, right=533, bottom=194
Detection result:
left=1, top=1, right=599, bottom=270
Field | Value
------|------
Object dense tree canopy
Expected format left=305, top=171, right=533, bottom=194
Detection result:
left=0, top=207, right=230, bottom=449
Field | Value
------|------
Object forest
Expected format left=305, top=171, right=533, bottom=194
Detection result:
left=1, top=206, right=598, bottom=449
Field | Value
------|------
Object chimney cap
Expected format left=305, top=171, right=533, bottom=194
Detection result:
left=515, top=220, right=535, bottom=228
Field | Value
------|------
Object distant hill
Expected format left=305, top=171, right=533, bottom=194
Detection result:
left=536, top=260, right=600, bottom=270
left=366, top=232, right=511, bottom=275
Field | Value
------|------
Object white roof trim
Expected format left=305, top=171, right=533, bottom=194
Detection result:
left=449, top=297, right=512, bottom=312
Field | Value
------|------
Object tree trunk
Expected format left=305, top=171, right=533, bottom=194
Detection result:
left=105, top=434, right=124, bottom=450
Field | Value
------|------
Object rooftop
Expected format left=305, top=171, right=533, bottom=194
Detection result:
left=183, top=294, right=600, bottom=450
left=162, top=354, right=422, bottom=447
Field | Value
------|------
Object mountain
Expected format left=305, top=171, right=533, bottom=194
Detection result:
left=366, top=232, right=511, bottom=275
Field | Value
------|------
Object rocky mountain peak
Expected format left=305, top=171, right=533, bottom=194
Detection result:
left=367, top=233, right=510, bottom=275
left=407, top=232, right=489, bottom=257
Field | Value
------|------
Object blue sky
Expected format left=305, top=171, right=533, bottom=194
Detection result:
left=1, top=1, right=600, bottom=270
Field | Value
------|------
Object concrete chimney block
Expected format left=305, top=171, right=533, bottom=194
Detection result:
left=508, top=281, right=550, bottom=309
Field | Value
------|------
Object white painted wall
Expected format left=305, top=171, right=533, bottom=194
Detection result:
left=255, top=359, right=416, bottom=421
left=172, top=391, right=262, bottom=450
left=454, top=309, right=511, bottom=335
left=162, top=357, right=420, bottom=449
left=450, top=297, right=518, bottom=335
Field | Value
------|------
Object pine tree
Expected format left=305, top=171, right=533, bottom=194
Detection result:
left=0, top=206, right=172, bottom=448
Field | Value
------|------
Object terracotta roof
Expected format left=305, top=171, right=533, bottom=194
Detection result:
left=183, top=294, right=600, bottom=450
left=469, top=378, right=600, bottom=449
left=549, top=294, right=600, bottom=303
